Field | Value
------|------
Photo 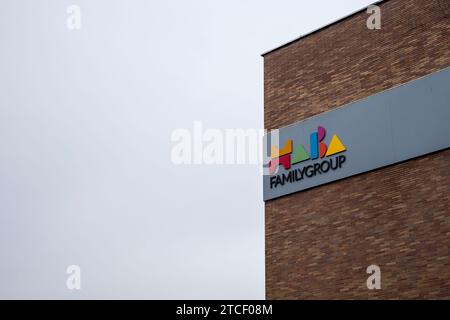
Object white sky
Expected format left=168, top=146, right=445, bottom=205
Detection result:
left=0, top=0, right=374, bottom=299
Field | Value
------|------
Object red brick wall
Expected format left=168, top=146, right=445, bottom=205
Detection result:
left=264, top=0, right=450, bottom=299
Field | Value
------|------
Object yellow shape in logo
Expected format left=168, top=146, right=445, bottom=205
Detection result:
left=325, top=134, right=346, bottom=156
left=271, top=139, right=293, bottom=159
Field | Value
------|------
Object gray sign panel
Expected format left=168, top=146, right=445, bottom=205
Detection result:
left=263, top=67, right=450, bottom=201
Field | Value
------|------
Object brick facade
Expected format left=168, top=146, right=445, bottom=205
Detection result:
left=264, top=0, right=450, bottom=299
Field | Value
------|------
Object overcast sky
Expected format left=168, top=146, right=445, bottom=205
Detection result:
left=0, top=0, right=374, bottom=299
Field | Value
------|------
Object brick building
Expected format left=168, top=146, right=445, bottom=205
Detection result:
left=263, top=0, right=450, bottom=299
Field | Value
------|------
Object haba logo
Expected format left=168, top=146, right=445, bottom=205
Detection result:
left=269, top=126, right=347, bottom=189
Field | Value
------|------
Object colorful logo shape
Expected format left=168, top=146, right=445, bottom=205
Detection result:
left=269, top=126, right=346, bottom=174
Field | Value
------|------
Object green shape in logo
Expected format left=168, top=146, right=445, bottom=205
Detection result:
left=291, top=144, right=310, bottom=165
